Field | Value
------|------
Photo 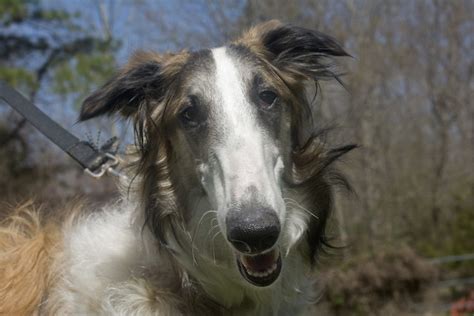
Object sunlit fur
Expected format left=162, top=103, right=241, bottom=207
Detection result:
left=0, top=20, right=355, bottom=315
left=0, top=202, right=62, bottom=315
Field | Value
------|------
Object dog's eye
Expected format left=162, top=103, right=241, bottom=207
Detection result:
left=258, top=90, right=277, bottom=108
left=180, top=106, right=198, bottom=124
left=179, top=96, right=202, bottom=127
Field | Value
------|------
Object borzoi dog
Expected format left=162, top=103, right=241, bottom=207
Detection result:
left=0, top=20, right=354, bottom=315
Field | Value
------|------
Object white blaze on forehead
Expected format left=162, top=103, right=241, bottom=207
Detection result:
left=211, top=47, right=254, bottom=134
left=211, top=47, right=283, bottom=213
left=211, top=47, right=263, bottom=177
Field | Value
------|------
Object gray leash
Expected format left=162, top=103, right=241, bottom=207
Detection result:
left=0, top=80, right=127, bottom=180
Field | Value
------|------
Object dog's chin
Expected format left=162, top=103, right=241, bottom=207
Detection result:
left=236, top=248, right=282, bottom=287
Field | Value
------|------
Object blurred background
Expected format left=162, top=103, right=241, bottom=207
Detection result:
left=0, top=0, right=472, bottom=314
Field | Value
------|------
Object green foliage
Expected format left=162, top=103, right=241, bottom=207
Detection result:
left=0, top=0, right=118, bottom=99
left=52, top=52, right=116, bottom=107
left=0, top=0, right=29, bottom=24
left=31, top=7, right=73, bottom=21
left=0, top=0, right=73, bottom=24
left=0, top=66, right=37, bottom=92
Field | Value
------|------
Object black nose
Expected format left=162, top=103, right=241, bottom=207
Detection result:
left=226, top=205, right=280, bottom=254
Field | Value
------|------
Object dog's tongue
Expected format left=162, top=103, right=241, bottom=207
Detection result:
left=241, top=250, right=278, bottom=271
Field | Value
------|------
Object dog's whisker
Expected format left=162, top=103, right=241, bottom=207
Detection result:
left=190, top=210, right=218, bottom=266
left=284, top=199, right=319, bottom=220
left=193, top=223, right=217, bottom=267
left=283, top=197, right=305, bottom=205
left=195, top=210, right=218, bottom=234
left=288, top=204, right=319, bottom=221
left=191, top=210, right=218, bottom=247
left=204, top=225, right=221, bottom=265
left=211, top=230, right=222, bottom=265
left=201, top=224, right=220, bottom=252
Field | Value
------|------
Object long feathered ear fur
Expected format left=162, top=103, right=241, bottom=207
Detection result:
left=238, top=20, right=349, bottom=83
left=79, top=52, right=167, bottom=121
left=262, top=23, right=349, bottom=81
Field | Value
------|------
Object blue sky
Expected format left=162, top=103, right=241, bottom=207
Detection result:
left=45, top=0, right=245, bottom=63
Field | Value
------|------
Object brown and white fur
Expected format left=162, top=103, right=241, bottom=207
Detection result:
left=0, top=20, right=355, bottom=315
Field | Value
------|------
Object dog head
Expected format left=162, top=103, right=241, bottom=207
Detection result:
left=80, top=20, right=354, bottom=288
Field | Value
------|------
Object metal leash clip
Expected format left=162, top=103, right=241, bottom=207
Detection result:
left=84, top=137, right=128, bottom=180
left=84, top=152, right=120, bottom=178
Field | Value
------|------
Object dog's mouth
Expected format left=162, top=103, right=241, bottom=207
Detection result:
left=236, top=248, right=282, bottom=287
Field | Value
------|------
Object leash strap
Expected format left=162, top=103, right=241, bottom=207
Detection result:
left=0, top=80, right=117, bottom=176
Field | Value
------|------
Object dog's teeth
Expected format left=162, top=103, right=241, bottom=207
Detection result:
left=244, top=261, right=278, bottom=278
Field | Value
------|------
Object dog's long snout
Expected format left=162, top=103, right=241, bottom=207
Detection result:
left=226, top=205, right=280, bottom=254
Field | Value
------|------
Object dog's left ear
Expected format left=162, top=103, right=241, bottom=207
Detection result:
left=239, top=20, right=349, bottom=81
left=79, top=52, right=176, bottom=121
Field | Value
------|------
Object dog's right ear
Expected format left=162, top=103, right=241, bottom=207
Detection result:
left=79, top=52, right=167, bottom=121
